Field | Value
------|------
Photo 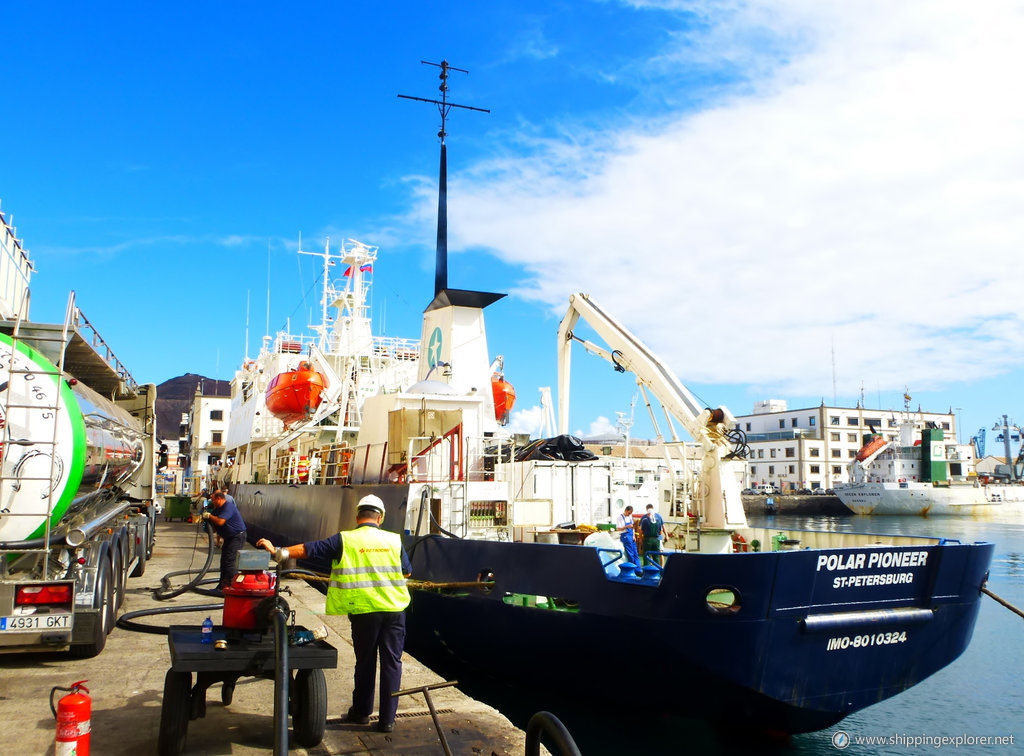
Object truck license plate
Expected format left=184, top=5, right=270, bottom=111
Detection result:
left=0, top=614, right=73, bottom=632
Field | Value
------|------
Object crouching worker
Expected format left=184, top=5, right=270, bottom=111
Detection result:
left=256, top=494, right=411, bottom=733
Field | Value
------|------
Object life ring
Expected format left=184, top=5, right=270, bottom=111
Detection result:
left=731, top=532, right=749, bottom=553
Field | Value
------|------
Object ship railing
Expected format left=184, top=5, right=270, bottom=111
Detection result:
left=341, top=431, right=512, bottom=486
left=369, top=335, right=421, bottom=361
left=316, top=443, right=354, bottom=485
left=402, top=432, right=510, bottom=484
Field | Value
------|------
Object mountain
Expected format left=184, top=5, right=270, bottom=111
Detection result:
left=154, top=373, right=231, bottom=442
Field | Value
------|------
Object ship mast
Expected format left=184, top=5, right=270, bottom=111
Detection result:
left=398, top=60, right=490, bottom=297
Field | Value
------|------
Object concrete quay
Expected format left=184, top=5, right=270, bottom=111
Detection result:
left=0, top=519, right=535, bottom=755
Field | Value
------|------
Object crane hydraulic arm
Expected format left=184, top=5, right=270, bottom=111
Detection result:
left=556, top=293, right=747, bottom=529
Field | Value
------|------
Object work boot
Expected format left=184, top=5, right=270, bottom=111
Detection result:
left=377, top=721, right=394, bottom=733
left=340, top=709, right=370, bottom=725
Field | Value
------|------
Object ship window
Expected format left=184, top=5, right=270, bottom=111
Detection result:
left=705, top=586, right=741, bottom=615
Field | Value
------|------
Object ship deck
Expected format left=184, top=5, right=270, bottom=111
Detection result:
left=0, top=518, right=533, bottom=755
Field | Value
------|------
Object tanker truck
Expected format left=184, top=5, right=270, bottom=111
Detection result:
left=0, top=205, right=156, bottom=657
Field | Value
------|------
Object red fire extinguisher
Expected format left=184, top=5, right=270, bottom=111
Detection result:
left=50, top=679, right=91, bottom=756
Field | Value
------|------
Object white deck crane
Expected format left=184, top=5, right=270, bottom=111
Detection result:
left=556, top=293, right=747, bottom=530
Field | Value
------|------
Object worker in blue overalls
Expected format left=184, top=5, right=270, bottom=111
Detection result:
left=615, top=504, right=640, bottom=567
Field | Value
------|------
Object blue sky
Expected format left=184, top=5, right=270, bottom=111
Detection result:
left=4, top=1, right=1024, bottom=449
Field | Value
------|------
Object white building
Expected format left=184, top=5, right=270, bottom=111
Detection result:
left=735, top=400, right=956, bottom=492
left=184, top=386, right=232, bottom=490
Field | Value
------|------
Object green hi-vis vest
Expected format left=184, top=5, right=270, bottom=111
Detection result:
left=326, top=527, right=410, bottom=615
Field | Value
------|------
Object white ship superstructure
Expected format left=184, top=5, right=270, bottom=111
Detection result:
left=224, top=239, right=419, bottom=482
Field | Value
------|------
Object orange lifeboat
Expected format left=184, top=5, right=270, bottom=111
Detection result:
left=491, top=373, right=516, bottom=425
left=855, top=436, right=887, bottom=461
left=265, top=362, right=327, bottom=426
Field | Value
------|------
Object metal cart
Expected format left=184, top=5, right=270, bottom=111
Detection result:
left=157, top=624, right=338, bottom=755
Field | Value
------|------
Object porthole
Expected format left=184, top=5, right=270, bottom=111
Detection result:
left=705, top=586, right=741, bottom=615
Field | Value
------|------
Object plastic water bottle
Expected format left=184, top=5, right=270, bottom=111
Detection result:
left=201, top=616, right=213, bottom=644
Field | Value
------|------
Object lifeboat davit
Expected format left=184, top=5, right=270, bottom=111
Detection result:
left=855, top=436, right=888, bottom=461
left=491, top=373, right=516, bottom=425
left=265, top=362, right=327, bottom=426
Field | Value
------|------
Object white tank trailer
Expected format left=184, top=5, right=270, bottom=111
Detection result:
left=0, top=326, right=158, bottom=657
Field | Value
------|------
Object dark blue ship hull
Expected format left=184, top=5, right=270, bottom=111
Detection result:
left=232, top=482, right=994, bottom=733
left=403, top=535, right=992, bottom=733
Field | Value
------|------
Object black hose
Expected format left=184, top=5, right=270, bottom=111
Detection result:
left=525, top=711, right=582, bottom=756
left=271, top=592, right=290, bottom=755
left=116, top=521, right=222, bottom=635
left=116, top=603, right=223, bottom=635
left=153, top=522, right=217, bottom=600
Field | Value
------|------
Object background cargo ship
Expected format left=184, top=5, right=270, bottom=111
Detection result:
left=835, top=401, right=1024, bottom=517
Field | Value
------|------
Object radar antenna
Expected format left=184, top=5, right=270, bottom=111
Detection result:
left=399, top=60, right=490, bottom=297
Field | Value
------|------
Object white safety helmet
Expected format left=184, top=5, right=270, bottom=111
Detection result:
left=357, top=494, right=386, bottom=517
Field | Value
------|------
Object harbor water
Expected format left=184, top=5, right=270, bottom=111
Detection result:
left=435, top=514, right=1023, bottom=755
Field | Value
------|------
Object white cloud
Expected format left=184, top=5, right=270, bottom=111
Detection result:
left=508, top=404, right=547, bottom=435
left=443, top=0, right=1024, bottom=399
left=575, top=415, right=618, bottom=439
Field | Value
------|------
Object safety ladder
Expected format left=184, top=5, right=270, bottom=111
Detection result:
left=0, top=290, right=75, bottom=576
left=443, top=482, right=467, bottom=536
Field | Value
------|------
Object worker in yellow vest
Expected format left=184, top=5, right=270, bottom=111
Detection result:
left=257, top=494, right=411, bottom=732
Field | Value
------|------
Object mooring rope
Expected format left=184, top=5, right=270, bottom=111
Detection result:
left=981, top=585, right=1024, bottom=621
left=282, top=572, right=493, bottom=591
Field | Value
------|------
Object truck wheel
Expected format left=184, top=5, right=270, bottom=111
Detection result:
left=111, top=544, right=125, bottom=610
left=68, top=556, right=113, bottom=658
left=131, top=528, right=148, bottom=578
left=158, top=669, right=192, bottom=756
left=291, top=668, right=327, bottom=747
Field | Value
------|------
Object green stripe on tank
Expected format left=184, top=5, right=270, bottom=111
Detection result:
left=0, top=333, right=87, bottom=541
